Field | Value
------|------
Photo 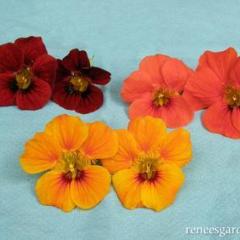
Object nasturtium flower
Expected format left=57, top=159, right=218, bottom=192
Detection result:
left=0, top=36, right=57, bottom=110
left=102, top=116, right=192, bottom=211
left=121, top=55, right=194, bottom=128
left=184, top=47, right=240, bottom=138
left=52, top=49, right=111, bottom=114
left=20, top=114, right=118, bottom=212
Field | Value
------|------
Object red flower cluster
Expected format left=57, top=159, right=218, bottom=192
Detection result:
left=0, top=37, right=111, bottom=113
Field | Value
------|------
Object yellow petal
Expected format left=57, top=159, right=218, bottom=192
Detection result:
left=70, top=165, right=111, bottom=209
left=20, top=132, right=61, bottom=174
left=128, top=116, right=167, bottom=152
left=80, top=122, right=118, bottom=159
left=141, top=164, right=184, bottom=211
left=35, top=170, right=75, bottom=212
left=102, top=129, right=141, bottom=173
left=112, top=168, right=142, bottom=209
left=45, top=114, right=88, bottom=151
left=160, top=128, right=192, bottom=167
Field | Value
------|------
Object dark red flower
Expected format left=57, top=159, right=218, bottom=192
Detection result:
left=52, top=49, right=111, bottom=113
left=0, top=36, right=57, bottom=110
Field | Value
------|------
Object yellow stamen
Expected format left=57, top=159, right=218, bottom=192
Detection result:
left=153, top=88, right=177, bottom=107
left=70, top=74, right=89, bottom=92
left=225, top=86, right=240, bottom=107
left=16, top=68, right=32, bottom=90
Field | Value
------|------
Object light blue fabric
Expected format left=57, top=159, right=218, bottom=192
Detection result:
left=0, top=1, right=240, bottom=239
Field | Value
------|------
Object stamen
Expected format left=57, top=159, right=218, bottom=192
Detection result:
left=16, top=67, right=32, bottom=90
left=153, top=88, right=176, bottom=107
left=70, top=73, right=89, bottom=92
left=225, top=86, right=240, bottom=107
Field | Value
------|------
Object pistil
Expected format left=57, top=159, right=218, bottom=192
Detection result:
left=16, top=67, right=32, bottom=90
left=70, top=73, right=89, bottom=92
left=225, top=86, right=240, bottom=107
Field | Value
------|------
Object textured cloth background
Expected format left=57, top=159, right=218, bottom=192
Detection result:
left=0, top=1, right=240, bottom=239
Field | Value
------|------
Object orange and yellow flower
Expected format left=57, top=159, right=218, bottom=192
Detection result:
left=102, top=116, right=192, bottom=211
left=20, top=114, right=118, bottom=212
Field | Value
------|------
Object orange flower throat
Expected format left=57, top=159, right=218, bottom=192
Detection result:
left=225, top=86, right=240, bottom=107
left=16, top=67, right=32, bottom=90
left=70, top=73, right=89, bottom=92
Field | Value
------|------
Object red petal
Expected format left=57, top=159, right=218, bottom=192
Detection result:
left=87, top=67, right=111, bottom=85
left=62, top=49, right=90, bottom=72
left=0, top=43, right=23, bottom=72
left=202, top=101, right=240, bottom=138
left=0, top=73, right=17, bottom=106
left=15, top=36, right=47, bottom=65
left=231, top=108, right=240, bottom=132
left=16, top=78, right=51, bottom=110
left=32, top=54, right=57, bottom=84
left=229, top=58, right=240, bottom=87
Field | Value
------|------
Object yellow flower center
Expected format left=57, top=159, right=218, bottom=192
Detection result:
left=70, top=74, right=89, bottom=92
left=153, top=88, right=176, bottom=107
left=16, top=68, right=32, bottom=90
left=136, top=153, right=160, bottom=180
left=225, top=86, right=240, bottom=107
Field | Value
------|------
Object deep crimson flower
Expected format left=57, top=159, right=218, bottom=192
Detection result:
left=52, top=49, right=111, bottom=114
left=0, top=36, right=57, bottom=110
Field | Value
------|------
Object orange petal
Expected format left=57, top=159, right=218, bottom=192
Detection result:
left=35, top=170, right=75, bottom=212
left=45, top=114, right=88, bottom=151
left=70, top=166, right=111, bottom=209
left=232, top=107, right=240, bottom=132
left=102, top=129, right=141, bottom=173
left=20, top=132, right=61, bottom=174
left=202, top=101, right=240, bottom=139
left=139, top=55, right=170, bottom=84
left=121, top=70, right=155, bottom=103
left=160, top=128, right=192, bottom=167
left=141, top=164, right=184, bottom=211
left=112, top=168, right=142, bottom=209
left=161, top=58, right=193, bottom=92
left=80, top=122, right=118, bottom=159
left=198, top=47, right=237, bottom=82
left=128, top=116, right=167, bottom=152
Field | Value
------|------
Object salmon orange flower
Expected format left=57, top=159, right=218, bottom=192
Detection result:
left=102, top=116, right=192, bottom=211
left=20, top=114, right=118, bottom=212
left=184, top=47, right=240, bottom=138
left=121, top=55, right=194, bottom=128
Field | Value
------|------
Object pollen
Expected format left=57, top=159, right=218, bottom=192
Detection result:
left=16, top=67, right=32, bottom=90
left=70, top=73, right=89, bottom=92
left=225, top=86, right=240, bottom=108
left=153, top=88, right=176, bottom=107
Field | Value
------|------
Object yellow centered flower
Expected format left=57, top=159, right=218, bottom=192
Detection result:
left=16, top=68, right=32, bottom=90
left=153, top=88, right=177, bottom=107
left=102, top=116, right=192, bottom=211
left=70, top=74, right=89, bottom=92
left=225, top=86, right=240, bottom=107
left=20, top=115, right=118, bottom=212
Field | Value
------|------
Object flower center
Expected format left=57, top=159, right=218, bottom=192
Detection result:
left=136, top=153, right=160, bottom=180
left=225, top=86, right=240, bottom=107
left=70, top=73, right=89, bottom=92
left=16, top=67, right=32, bottom=90
left=153, top=89, right=175, bottom=107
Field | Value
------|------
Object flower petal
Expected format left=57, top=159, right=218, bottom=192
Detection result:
left=141, top=164, right=184, bottom=211
left=62, top=49, right=90, bottom=71
left=160, top=128, right=192, bottom=167
left=202, top=101, right=240, bottom=138
left=121, top=71, right=155, bottom=103
left=102, top=130, right=140, bottom=173
left=183, top=67, right=225, bottom=110
left=80, top=122, right=118, bottom=159
left=161, top=58, right=193, bottom=92
left=198, top=47, right=237, bottom=82
left=70, top=165, right=111, bottom=209
left=16, top=78, right=51, bottom=110
left=139, top=55, right=170, bottom=84
left=36, top=170, right=75, bottom=212
left=232, top=107, right=240, bottom=132
left=159, top=96, right=194, bottom=128
left=112, top=168, right=142, bottom=209
left=15, top=36, right=47, bottom=65
left=0, top=43, right=23, bottom=72
left=44, top=114, right=88, bottom=151
left=0, top=73, right=17, bottom=106
left=229, top=58, right=240, bottom=87
left=87, top=67, right=111, bottom=85
left=32, top=54, right=57, bottom=84
left=128, top=116, right=167, bottom=152
left=20, top=132, right=61, bottom=174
